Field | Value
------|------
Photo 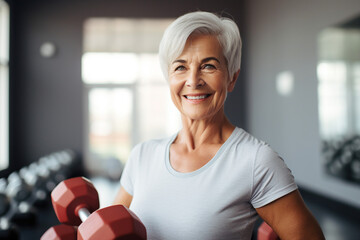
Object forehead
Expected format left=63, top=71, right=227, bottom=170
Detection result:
left=178, top=34, right=224, bottom=59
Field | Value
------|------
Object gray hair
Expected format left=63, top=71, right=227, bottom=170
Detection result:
left=159, top=11, right=242, bottom=80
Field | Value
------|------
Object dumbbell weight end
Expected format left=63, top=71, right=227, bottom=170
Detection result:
left=78, top=205, right=147, bottom=240
left=40, top=224, right=77, bottom=240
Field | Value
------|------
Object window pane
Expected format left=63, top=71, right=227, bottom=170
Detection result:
left=138, top=54, right=165, bottom=83
left=0, top=65, right=9, bottom=170
left=0, top=1, right=9, bottom=62
left=318, top=61, right=348, bottom=139
left=83, top=18, right=173, bottom=53
left=89, top=88, right=133, bottom=164
left=0, top=0, right=9, bottom=171
left=353, top=63, right=360, bottom=133
left=82, top=53, right=138, bottom=84
left=137, top=85, right=181, bottom=143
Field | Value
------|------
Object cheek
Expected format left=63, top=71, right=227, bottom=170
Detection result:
left=213, top=79, right=229, bottom=95
left=169, top=77, right=184, bottom=94
left=168, top=81, right=184, bottom=105
left=211, top=81, right=230, bottom=105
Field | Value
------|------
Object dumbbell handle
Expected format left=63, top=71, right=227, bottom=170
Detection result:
left=78, top=208, right=91, bottom=223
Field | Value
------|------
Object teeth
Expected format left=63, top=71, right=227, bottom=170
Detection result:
left=186, top=95, right=208, bottom=100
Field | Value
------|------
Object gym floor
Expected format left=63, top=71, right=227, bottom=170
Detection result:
left=299, top=189, right=360, bottom=240
left=19, top=177, right=360, bottom=239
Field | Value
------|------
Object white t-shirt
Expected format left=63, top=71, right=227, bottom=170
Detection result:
left=121, top=127, right=297, bottom=240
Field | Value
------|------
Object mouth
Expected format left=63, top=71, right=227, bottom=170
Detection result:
left=184, top=94, right=212, bottom=100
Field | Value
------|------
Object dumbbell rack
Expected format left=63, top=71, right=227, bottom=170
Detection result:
left=0, top=149, right=79, bottom=240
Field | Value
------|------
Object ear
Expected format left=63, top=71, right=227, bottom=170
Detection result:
left=227, top=69, right=240, bottom=92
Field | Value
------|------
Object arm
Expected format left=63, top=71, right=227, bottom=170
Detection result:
left=113, top=186, right=133, bottom=208
left=256, top=190, right=325, bottom=240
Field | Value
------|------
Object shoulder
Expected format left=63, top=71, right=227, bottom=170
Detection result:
left=129, top=135, right=174, bottom=161
left=230, top=127, right=270, bottom=156
left=232, top=127, right=264, bottom=145
left=229, top=128, right=285, bottom=169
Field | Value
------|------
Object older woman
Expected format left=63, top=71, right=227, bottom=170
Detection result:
left=114, top=11, right=324, bottom=240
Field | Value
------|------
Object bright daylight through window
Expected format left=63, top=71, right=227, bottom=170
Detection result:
left=82, top=18, right=180, bottom=175
left=0, top=0, right=9, bottom=171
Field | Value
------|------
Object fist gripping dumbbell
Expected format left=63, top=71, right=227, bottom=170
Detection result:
left=257, top=222, right=279, bottom=240
left=49, top=177, right=146, bottom=240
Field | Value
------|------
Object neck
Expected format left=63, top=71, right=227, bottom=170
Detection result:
left=177, top=110, right=235, bottom=150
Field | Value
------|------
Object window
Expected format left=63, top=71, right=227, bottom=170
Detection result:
left=317, top=61, right=348, bottom=139
left=317, top=28, right=360, bottom=140
left=0, top=0, right=9, bottom=171
left=82, top=18, right=181, bottom=175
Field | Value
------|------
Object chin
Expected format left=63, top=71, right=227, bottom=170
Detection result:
left=182, top=111, right=213, bottom=121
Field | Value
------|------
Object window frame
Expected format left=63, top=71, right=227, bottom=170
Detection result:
left=0, top=0, right=9, bottom=172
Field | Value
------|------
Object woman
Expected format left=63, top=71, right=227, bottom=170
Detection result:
left=114, top=11, right=325, bottom=240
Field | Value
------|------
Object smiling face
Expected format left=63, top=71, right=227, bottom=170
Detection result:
left=168, top=34, right=238, bottom=122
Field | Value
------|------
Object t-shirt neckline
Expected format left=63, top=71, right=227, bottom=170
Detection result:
left=165, top=127, right=241, bottom=177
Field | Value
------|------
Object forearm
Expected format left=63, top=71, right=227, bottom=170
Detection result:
left=113, top=186, right=133, bottom=208
left=276, top=214, right=325, bottom=240
left=257, top=190, right=325, bottom=240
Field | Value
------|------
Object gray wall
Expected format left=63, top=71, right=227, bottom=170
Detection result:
left=244, top=0, right=360, bottom=208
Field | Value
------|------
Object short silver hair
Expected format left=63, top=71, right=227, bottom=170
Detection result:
left=159, top=11, right=242, bottom=80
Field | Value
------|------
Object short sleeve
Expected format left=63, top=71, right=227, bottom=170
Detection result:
left=120, top=144, right=141, bottom=196
left=251, top=145, right=298, bottom=208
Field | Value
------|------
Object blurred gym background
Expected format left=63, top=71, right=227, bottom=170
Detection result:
left=0, top=0, right=360, bottom=239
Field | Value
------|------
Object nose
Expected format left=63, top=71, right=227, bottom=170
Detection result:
left=186, top=69, right=205, bottom=89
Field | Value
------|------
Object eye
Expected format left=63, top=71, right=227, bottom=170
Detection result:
left=174, top=65, right=186, bottom=71
left=202, top=64, right=216, bottom=70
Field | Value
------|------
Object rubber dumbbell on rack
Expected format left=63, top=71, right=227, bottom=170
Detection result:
left=0, top=178, right=20, bottom=240
left=5, top=172, right=37, bottom=225
left=41, top=177, right=147, bottom=240
left=20, top=165, right=52, bottom=206
left=38, top=156, right=67, bottom=185
left=0, top=179, right=11, bottom=218
left=18, top=149, right=78, bottom=208
left=39, top=149, right=76, bottom=185
left=6, top=172, right=32, bottom=203
left=56, top=149, right=77, bottom=178
left=29, top=162, right=57, bottom=195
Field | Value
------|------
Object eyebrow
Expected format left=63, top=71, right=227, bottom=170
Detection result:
left=202, top=57, right=220, bottom=64
left=172, top=57, right=220, bottom=65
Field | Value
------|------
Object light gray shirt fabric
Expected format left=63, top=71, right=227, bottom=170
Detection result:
left=120, top=127, right=298, bottom=240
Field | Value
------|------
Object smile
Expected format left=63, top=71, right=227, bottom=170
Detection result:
left=184, top=94, right=211, bottom=100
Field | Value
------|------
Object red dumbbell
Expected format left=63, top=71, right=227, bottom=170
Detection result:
left=40, top=224, right=77, bottom=240
left=257, top=221, right=279, bottom=240
left=51, top=177, right=147, bottom=240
